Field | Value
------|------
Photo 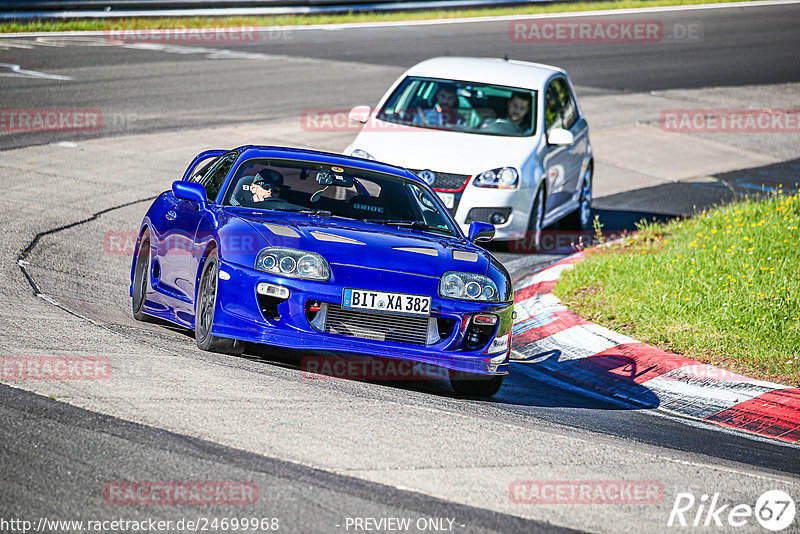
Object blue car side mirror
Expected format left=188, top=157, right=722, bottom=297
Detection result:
left=172, top=181, right=208, bottom=206
left=468, top=221, right=495, bottom=243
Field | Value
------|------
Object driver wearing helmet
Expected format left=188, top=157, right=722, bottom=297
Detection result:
left=231, top=169, right=284, bottom=207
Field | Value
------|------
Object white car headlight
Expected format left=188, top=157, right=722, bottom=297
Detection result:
left=439, top=271, right=499, bottom=302
left=474, top=167, right=519, bottom=189
left=255, top=247, right=330, bottom=281
left=350, top=149, right=375, bottom=161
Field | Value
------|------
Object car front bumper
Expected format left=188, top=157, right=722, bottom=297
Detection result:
left=210, top=259, right=513, bottom=376
left=440, top=184, right=534, bottom=242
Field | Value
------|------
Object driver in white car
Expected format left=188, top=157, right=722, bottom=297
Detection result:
left=413, top=83, right=461, bottom=127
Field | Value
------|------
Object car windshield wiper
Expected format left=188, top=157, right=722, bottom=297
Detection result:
left=369, top=219, right=453, bottom=235
left=287, top=209, right=333, bottom=216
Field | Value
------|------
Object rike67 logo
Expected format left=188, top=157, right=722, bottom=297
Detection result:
left=668, top=490, right=796, bottom=531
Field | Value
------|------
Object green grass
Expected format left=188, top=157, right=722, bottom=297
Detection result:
left=1, top=0, right=755, bottom=33
left=554, top=192, right=800, bottom=385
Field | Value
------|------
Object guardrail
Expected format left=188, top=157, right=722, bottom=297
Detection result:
left=2, top=0, right=410, bottom=7
left=0, top=0, right=561, bottom=19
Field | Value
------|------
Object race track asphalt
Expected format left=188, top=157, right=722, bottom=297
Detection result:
left=1, top=3, right=799, bottom=532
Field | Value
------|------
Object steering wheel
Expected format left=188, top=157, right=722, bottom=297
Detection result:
left=479, top=118, right=524, bottom=135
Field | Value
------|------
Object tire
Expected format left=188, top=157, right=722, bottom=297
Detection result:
left=195, top=250, right=244, bottom=355
left=449, top=370, right=505, bottom=397
left=131, top=231, right=154, bottom=322
left=563, top=165, right=593, bottom=230
left=525, top=185, right=545, bottom=252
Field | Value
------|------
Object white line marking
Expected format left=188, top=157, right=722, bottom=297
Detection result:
left=118, top=42, right=321, bottom=64
left=645, top=367, right=784, bottom=419
left=513, top=294, right=565, bottom=322
left=0, top=63, right=72, bottom=81
left=515, top=262, right=574, bottom=291
left=0, top=39, right=35, bottom=50
left=515, top=323, right=632, bottom=361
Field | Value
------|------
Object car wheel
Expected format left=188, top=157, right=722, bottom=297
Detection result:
left=131, top=231, right=154, bottom=322
left=526, top=185, right=545, bottom=251
left=195, top=251, right=244, bottom=355
left=564, top=165, right=593, bottom=230
left=449, top=370, right=505, bottom=397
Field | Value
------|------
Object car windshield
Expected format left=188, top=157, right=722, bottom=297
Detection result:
left=377, top=76, right=537, bottom=137
left=221, top=158, right=459, bottom=237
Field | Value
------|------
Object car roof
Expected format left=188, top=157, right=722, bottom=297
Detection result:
left=232, top=145, right=426, bottom=185
left=403, top=56, right=565, bottom=89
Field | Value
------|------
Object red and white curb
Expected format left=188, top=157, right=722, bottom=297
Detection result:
left=510, top=253, right=800, bottom=444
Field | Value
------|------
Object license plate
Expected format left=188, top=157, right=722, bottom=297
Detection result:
left=342, top=288, right=431, bottom=316
left=436, top=192, right=455, bottom=209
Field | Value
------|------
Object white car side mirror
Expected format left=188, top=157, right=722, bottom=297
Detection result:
left=547, top=128, right=574, bottom=145
left=348, top=105, right=371, bottom=124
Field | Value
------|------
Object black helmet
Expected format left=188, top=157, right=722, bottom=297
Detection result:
left=252, top=169, right=283, bottom=193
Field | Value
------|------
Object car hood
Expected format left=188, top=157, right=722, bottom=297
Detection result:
left=350, top=121, right=535, bottom=174
left=225, top=208, right=491, bottom=278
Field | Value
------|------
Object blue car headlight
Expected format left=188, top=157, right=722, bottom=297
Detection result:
left=473, top=167, right=519, bottom=189
left=439, top=271, right=499, bottom=302
left=255, top=247, right=330, bottom=281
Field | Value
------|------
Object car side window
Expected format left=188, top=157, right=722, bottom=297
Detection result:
left=547, top=78, right=578, bottom=133
left=189, top=156, right=219, bottom=183
left=545, top=85, right=564, bottom=134
left=200, top=153, right=237, bottom=202
left=554, top=78, right=578, bottom=130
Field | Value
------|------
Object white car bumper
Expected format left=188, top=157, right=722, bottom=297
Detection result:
left=442, top=184, right=535, bottom=242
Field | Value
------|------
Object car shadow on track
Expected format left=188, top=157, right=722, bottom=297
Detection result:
left=234, top=342, right=662, bottom=409
left=239, top=343, right=455, bottom=395
left=506, top=351, right=661, bottom=410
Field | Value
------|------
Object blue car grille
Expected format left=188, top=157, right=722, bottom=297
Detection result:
left=325, top=305, right=429, bottom=346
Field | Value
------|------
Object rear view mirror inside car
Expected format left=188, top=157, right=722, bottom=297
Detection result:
left=316, top=170, right=354, bottom=188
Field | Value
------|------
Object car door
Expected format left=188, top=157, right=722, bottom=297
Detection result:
left=158, top=152, right=235, bottom=323
left=553, top=77, right=589, bottom=210
left=182, top=151, right=238, bottom=317
left=542, top=77, right=587, bottom=216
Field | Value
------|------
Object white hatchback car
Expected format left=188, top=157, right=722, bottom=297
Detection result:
left=344, top=57, right=593, bottom=248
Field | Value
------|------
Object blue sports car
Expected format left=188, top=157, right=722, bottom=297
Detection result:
left=130, top=146, right=514, bottom=396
